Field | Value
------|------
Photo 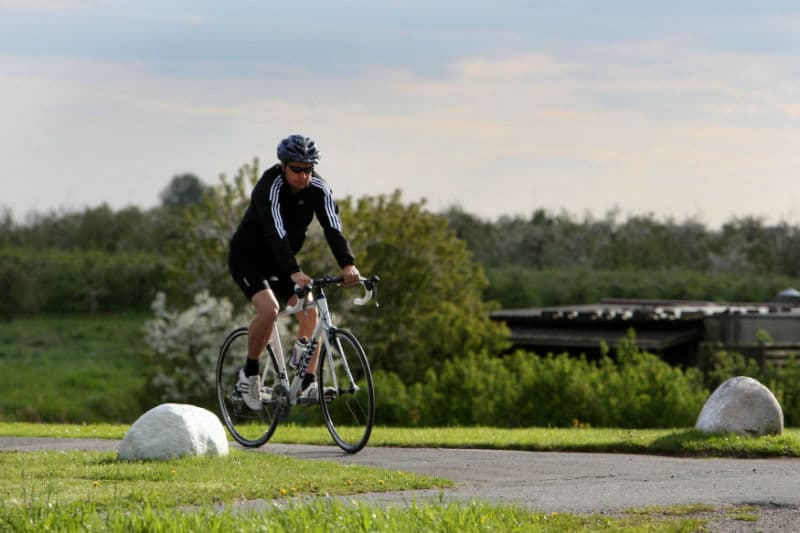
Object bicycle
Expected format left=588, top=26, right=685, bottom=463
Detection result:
left=216, top=275, right=379, bottom=453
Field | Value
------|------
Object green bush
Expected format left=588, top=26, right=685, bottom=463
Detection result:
left=0, top=251, right=27, bottom=320
left=144, top=291, right=248, bottom=407
left=373, top=333, right=709, bottom=428
left=372, top=371, right=425, bottom=426
left=770, top=358, right=800, bottom=427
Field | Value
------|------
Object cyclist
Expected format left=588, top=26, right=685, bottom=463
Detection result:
left=228, top=134, right=361, bottom=410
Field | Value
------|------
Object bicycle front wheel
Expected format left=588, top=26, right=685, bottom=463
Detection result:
left=318, top=329, right=375, bottom=453
left=216, top=327, right=281, bottom=447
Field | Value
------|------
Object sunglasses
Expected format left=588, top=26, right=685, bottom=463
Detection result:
left=287, top=164, right=314, bottom=175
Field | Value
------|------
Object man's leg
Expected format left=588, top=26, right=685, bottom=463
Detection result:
left=294, top=299, right=320, bottom=374
left=240, top=288, right=279, bottom=410
left=283, top=293, right=321, bottom=396
left=248, top=288, right=280, bottom=363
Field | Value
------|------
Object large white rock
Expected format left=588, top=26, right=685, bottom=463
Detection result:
left=119, top=403, right=229, bottom=461
left=695, top=376, right=783, bottom=436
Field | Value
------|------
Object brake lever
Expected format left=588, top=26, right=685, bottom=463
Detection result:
left=353, top=284, right=372, bottom=306
left=372, top=283, right=379, bottom=307
left=353, top=277, right=380, bottom=307
left=284, top=284, right=312, bottom=314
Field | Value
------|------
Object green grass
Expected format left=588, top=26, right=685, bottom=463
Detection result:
left=0, top=314, right=153, bottom=423
left=0, top=499, right=708, bottom=532
left=0, top=449, right=448, bottom=508
left=0, top=448, right=712, bottom=531
left=625, top=504, right=716, bottom=516
left=4, top=423, right=800, bottom=458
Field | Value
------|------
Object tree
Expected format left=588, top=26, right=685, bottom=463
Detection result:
left=442, top=206, right=498, bottom=264
left=162, top=159, right=509, bottom=382
left=334, top=192, right=510, bottom=378
left=159, top=173, right=208, bottom=209
left=164, top=159, right=262, bottom=306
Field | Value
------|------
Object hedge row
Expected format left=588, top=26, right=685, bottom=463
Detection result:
left=0, top=247, right=163, bottom=315
left=373, top=338, right=800, bottom=428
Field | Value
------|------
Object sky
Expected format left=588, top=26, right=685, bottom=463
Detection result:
left=1, top=1, right=798, bottom=227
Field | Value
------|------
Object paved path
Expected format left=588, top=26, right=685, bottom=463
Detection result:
left=3, top=437, right=800, bottom=529
left=263, top=443, right=800, bottom=514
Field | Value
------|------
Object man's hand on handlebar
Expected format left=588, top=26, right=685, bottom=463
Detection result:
left=290, top=270, right=313, bottom=288
left=341, top=264, right=361, bottom=286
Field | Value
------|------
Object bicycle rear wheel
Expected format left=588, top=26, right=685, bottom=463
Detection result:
left=216, top=327, right=282, bottom=447
left=318, top=329, right=375, bottom=453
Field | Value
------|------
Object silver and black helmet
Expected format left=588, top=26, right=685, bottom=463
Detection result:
left=277, top=134, right=320, bottom=164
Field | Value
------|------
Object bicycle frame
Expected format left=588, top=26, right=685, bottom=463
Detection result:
left=264, top=278, right=373, bottom=405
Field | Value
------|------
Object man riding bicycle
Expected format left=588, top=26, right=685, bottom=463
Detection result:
left=228, top=134, right=360, bottom=410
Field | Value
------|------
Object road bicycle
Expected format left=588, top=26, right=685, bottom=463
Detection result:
left=216, top=275, right=379, bottom=453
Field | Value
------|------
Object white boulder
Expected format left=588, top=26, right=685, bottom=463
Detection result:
left=695, top=376, right=783, bottom=436
left=119, top=403, right=229, bottom=461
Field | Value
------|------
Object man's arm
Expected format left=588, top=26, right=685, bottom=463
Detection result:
left=310, top=177, right=356, bottom=269
left=252, top=170, right=301, bottom=275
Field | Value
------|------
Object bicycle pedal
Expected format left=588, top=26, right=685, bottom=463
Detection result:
left=296, top=396, right=318, bottom=406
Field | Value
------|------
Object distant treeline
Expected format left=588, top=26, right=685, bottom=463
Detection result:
left=0, top=174, right=207, bottom=316
left=3, top=199, right=800, bottom=315
left=445, top=207, right=800, bottom=307
left=0, top=205, right=173, bottom=316
left=446, top=207, right=800, bottom=275
left=1, top=204, right=174, bottom=253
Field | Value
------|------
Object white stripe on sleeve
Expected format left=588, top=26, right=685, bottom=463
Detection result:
left=269, top=178, right=287, bottom=238
left=311, top=177, right=342, bottom=230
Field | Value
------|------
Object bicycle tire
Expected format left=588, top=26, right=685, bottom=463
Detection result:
left=318, top=328, right=375, bottom=453
left=216, top=327, right=281, bottom=447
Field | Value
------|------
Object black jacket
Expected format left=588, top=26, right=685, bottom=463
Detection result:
left=231, top=164, right=355, bottom=274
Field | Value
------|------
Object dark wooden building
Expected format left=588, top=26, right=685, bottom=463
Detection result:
left=490, top=296, right=800, bottom=367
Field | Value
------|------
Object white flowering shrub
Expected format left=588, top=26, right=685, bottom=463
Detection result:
left=144, top=291, right=247, bottom=404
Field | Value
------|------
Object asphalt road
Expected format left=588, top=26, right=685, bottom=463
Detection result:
left=261, top=443, right=800, bottom=514
left=3, top=437, right=800, bottom=529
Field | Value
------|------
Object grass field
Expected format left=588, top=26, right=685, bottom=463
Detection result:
left=0, top=438, right=764, bottom=532
left=1, top=448, right=448, bottom=507
left=3, top=422, right=800, bottom=458
left=2, top=498, right=712, bottom=532
left=0, top=446, right=718, bottom=532
left=0, top=314, right=154, bottom=423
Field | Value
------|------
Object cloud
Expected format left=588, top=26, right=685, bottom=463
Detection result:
left=454, top=53, right=578, bottom=80
left=0, top=0, right=112, bottom=10
left=1, top=19, right=798, bottom=227
left=0, top=0, right=67, bottom=9
left=785, top=104, right=800, bottom=120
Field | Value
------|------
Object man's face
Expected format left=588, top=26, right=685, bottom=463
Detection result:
left=284, top=162, right=314, bottom=192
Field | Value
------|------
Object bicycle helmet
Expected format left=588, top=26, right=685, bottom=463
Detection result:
left=277, top=134, right=320, bottom=164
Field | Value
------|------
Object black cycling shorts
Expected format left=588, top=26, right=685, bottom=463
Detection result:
left=228, top=242, right=295, bottom=304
